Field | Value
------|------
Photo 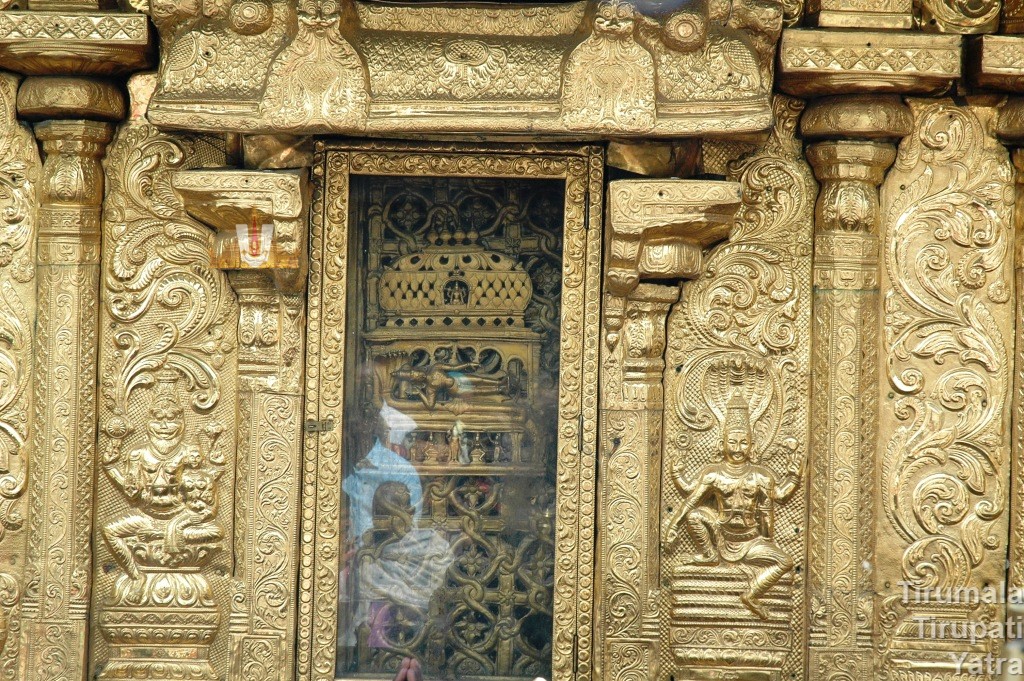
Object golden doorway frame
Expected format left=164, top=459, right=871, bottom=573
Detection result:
left=298, top=141, right=605, bottom=681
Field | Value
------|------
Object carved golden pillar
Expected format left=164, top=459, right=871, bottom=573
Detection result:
left=17, top=78, right=119, bottom=681
left=598, top=180, right=742, bottom=681
left=174, top=168, right=308, bottom=681
left=802, top=95, right=908, bottom=679
left=877, top=98, right=1014, bottom=677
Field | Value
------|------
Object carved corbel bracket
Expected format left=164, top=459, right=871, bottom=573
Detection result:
left=172, top=168, right=309, bottom=293
left=604, top=179, right=741, bottom=357
left=605, top=179, right=743, bottom=299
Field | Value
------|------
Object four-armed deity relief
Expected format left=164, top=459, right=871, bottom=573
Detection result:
left=96, top=368, right=226, bottom=679
left=101, top=369, right=225, bottom=582
left=664, top=391, right=805, bottom=620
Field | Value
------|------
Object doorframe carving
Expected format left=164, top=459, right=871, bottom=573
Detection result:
left=298, top=140, right=604, bottom=681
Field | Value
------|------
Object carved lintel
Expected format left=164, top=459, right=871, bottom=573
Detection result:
left=23, top=117, right=112, bottom=681
left=146, top=0, right=775, bottom=138
left=172, top=169, right=309, bottom=293
left=779, top=29, right=961, bottom=97
left=968, top=35, right=1024, bottom=93
left=0, top=11, right=152, bottom=77
left=605, top=179, right=742, bottom=300
left=806, top=0, right=913, bottom=29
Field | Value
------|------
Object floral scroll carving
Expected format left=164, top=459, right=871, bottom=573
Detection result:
left=877, top=100, right=1013, bottom=677
left=660, top=96, right=814, bottom=680
left=0, top=72, right=37, bottom=680
left=92, top=81, right=237, bottom=679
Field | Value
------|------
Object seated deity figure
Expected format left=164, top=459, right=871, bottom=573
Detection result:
left=664, top=392, right=804, bottom=619
left=102, top=369, right=222, bottom=580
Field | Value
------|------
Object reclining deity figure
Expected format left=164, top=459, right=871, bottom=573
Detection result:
left=664, top=392, right=804, bottom=620
left=102, top=369, right=223, bottom=581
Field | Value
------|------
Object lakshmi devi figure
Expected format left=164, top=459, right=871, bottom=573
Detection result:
left=664, top=393, right=805, bottom=619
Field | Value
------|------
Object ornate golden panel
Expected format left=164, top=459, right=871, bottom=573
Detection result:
left=144, top=0, right=779, bottom=137
left=0, top=71, right=37, bottom=680
left=299, top=141, right=602, bottom=681
left=657, top=97, right=815, bottom=681
left=875, top=99, right=1015, bottom=678
left=92, top=91, right=238, bottom=680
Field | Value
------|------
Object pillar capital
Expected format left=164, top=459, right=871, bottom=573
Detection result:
left=18, top=77, right=125, bottom=123
left=801, top=94, right=912, bottom=142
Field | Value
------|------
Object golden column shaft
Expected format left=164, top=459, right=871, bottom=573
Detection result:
left=803, top=95, right=907, bottom=678
left=21, top=117, right=112, bottom=681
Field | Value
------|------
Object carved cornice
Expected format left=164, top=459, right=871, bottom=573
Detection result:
left=145, top=0, right=778, bottom=137
left=779, top=29, right=961, bottom=97
left=968, top=35, right=1024, bottom=93
left=0, top=11, right=152, bottom=76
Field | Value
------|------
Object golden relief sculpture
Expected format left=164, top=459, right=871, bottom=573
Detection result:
left=659, top=96, right=816, bottom=681
left=876, top=99, right=1014, bottom=678
left=0, top=0, right=1019, bottom=680
left=145, top=0, right=780, bottom=136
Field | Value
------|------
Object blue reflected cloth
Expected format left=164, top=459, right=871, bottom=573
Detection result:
left=343, top=439, right=424, bottom=544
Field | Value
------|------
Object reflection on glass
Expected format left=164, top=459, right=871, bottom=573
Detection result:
left=338, top=176, right=564, bottom=679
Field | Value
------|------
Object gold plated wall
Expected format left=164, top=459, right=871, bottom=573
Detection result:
left=0, top=0, right=1019, bottom=680
left=0, top=72, right=36, bottom=680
